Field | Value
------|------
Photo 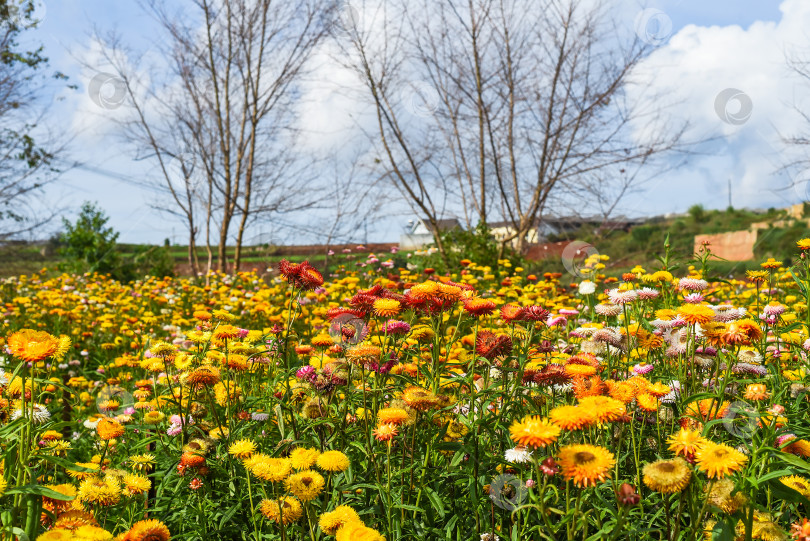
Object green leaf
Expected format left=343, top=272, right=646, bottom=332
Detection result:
left=711, top=518, right=735, bottom=541
left=766, top=478, right=810, bottom=507
left=40, top=455, right=97, bottom=472
left=4, top=484, right=74, bottom=500
left=775, top=452, right=810, bottom=473
left=395, top=504, right=423, bottom=513
left=425, top=487, right=445, bottom=518
left=756, top=468, right=795, bottom=485
left=10, top=527, right=29, bottom=541
left=218, top=503, right=241, bottom=528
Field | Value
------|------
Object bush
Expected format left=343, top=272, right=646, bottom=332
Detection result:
left=412, top=223, right=523, bottom=273
left=58, top=202, right=122, bottom=276
left=58, top=202, right=175, bottom=281
left=688, top=204, right=707, bottom=223
left=630, top=225, right=653, bottom=246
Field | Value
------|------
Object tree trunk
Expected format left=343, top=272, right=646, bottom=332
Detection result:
left=217, top=222, right=229, bottom=273
left=187, top=226, right=200, bottom=277
left=233, top=215, right=247, bottom=274
left=428, top=222, right=451, bottom=270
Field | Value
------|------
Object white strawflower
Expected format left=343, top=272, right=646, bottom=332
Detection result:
left=737, top=349, right=763, bottom=365
left=504, top=447, right=533, bottom=463
left=11, top=404, right=51, bottom=424
left=595, top=304, right=622, bottom=317
left=552, top=383, right=573, bottom=394
left=578, top=281, right=596, bottom=295
left=0, top=368, right=7, bottom=387
left=660, top=381, right=681, bottom=404
left=83, top=417, right=101, bottom=430
left=607, top=289, right=637, bottom=305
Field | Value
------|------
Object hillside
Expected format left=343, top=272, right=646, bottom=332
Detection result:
left=2, top=204, right=810, bottom=279
left=531, top=204, right=810, bottom=276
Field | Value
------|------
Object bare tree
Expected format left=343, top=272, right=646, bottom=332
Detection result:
left=92, top=0, right=332, bottom=273
left=782, top=46, right=810, bottom=200
left=337, top=0, right=685, bottom=257
left=320, top=151, right=386, bottom=270
left=0, top=0, right=66, bottom=240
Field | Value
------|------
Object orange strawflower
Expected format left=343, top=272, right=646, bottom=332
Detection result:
left=7, top=329, right=59, bottom=363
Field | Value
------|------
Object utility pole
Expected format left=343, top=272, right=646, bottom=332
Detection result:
left=728, top=178, right=732, bottom=209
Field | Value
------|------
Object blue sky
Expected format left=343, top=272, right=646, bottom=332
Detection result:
left=26, top=0, right=802, bottom=244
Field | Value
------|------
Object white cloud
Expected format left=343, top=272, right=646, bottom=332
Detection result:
left=623, top=0, right=810, bottom=214
left=35, top=0, right=810, bottom=244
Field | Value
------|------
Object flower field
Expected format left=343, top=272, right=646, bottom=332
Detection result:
left=4, top=243, right=810, bottom=540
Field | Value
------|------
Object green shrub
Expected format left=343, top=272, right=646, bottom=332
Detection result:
left=58, top=202, right=175, bottom=281
left=414, top=223, right=523, bottom=273
left=58, top=202, right=122, bottom=276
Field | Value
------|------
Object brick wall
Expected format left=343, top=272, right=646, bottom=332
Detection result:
left=694, top=230, right=757, bottom=261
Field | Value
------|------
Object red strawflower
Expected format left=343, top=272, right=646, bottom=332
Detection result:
left=475, top=330, right=513, bottom=360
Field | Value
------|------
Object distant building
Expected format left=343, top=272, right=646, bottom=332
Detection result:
left=399, top=218, right=462, bottom=250
left=399, top=214, right=644, bottom=251
left=488, top=215, right=643, bottom=247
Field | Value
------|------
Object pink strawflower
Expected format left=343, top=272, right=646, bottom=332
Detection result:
left=763, top=304, right=785, bottom=316
left=383, top=320, right=411, bottom=335
left=632, top=363, right=654, bottom=375
left=636, top=287, right=659, bottom=300
left=682, top=292, right=704, bottom=304
left=678, top=277, right=708, bottom=291
left=296, top=365, right=316, bottom=379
